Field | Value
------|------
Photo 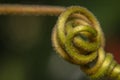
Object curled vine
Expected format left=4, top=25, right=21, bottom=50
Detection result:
left=0, top=4, right=119, bottom=80
left=51, top=6, right=120, bottom=80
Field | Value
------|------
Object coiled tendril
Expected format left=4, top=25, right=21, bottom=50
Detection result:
left=52, top=6, right=120, bottom=80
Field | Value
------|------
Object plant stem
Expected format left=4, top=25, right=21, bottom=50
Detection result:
left=0, top=4, right=65, bottom=16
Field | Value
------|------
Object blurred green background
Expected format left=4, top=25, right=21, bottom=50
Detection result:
left=0, top=0, right=120, bottom=80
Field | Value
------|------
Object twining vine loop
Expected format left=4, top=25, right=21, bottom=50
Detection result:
left=52, top=6, right=104, bottom=64
left=52, top=6, right=120, bottom=80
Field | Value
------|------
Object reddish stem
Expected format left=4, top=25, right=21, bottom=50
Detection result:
left=0, top=4, right=65, bottom=16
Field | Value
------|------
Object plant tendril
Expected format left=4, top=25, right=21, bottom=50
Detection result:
left=51, top=6, right=120, bottom=80
left=0, top=4, right=119, bottom=80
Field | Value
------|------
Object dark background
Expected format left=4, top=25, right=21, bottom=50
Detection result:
left=0, top=0, right=120, bottom=80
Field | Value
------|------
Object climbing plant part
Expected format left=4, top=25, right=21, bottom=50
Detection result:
left=0, top=4, right=119, bottom=80
left=51, top=6, right=120, bottom=80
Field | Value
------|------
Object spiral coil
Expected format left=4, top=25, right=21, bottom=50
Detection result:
left=51, top=6, right=120, bottom=80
